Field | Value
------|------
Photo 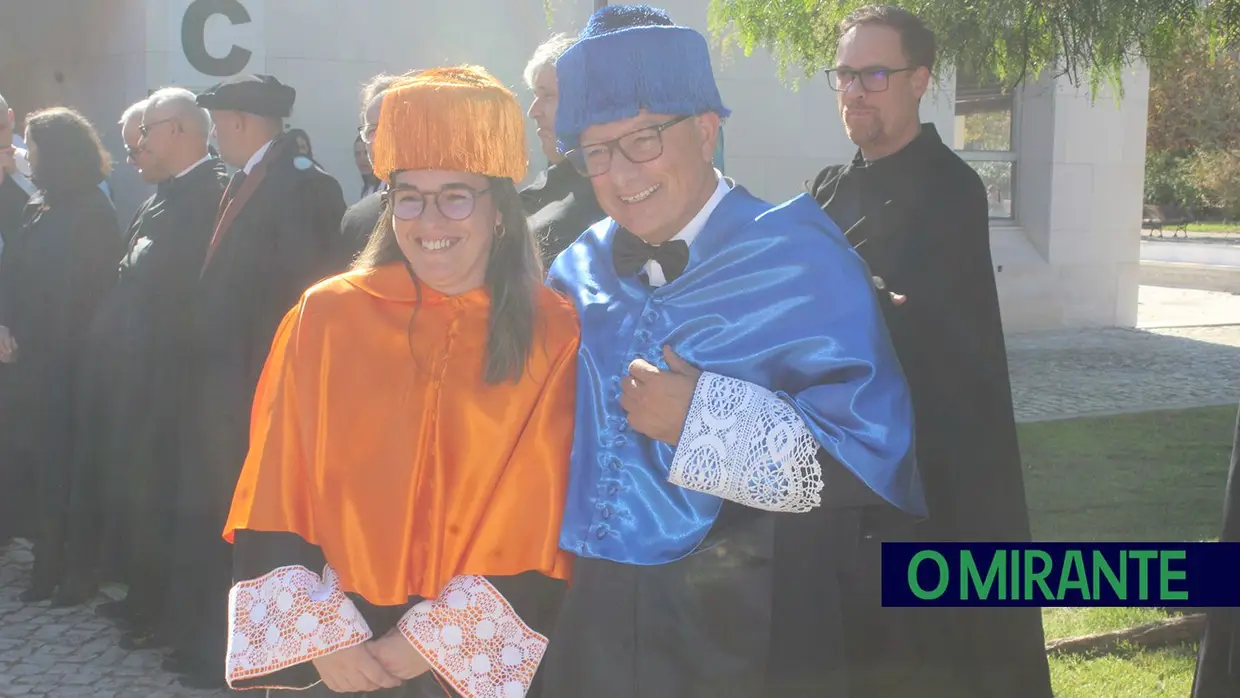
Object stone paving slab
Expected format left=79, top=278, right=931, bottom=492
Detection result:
left=3, top=321, right=1240, bottom=695
left=0, top=541, right=231, bottom=698
left=1007, top=324, right=1240, bottom=422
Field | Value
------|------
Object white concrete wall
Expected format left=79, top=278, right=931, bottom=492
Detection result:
left=994, top=66, right=1149, bottom=332
left=0, top=0, right=153, bottom=225
left=145, top=0, right=596, bottom=204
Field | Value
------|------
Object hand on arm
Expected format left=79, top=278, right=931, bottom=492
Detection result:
left=656, top=350, right=825, bottom=513
left=619, top=345, right=702, bottom=445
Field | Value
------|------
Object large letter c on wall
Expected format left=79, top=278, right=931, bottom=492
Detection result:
left=182, top=0, right=253, bottom=77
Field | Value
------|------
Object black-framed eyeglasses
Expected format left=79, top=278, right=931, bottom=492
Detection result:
left=563, top=115, right=692, bottom=178
left=138, top=117, right=177, bottom=138
left=825, top=67, right=915, bottom=93
left=358, top=123, right=379, bottom=144
left=387, top=184, right=492, bottom=221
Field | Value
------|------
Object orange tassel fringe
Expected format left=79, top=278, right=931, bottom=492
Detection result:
left=372, top=66, right=528, bottom=183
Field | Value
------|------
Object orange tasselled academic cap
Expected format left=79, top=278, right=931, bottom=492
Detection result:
left=371, top=65, right=527, bottom=183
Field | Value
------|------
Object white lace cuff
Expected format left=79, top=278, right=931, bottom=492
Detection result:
left=397, top=575, right=548, bottom=698
left=669, top=372, right=824, bottom=513
left=226, top=564, right=372, bottom=688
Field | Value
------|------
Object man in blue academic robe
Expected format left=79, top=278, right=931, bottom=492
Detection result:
left=539, top=5, right=925, bottom=697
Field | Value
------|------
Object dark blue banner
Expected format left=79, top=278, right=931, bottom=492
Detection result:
left=881, top=542, right=1240, bottom=607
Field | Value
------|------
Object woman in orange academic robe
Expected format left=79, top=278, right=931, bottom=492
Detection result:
left=220, top=66, right=578, bottom=698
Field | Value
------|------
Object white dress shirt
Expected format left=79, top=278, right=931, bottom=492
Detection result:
left=645, top=169, right=731, bottom=287
left=242, top=140, right=274, bottom=175
left=175, top=153, right=213, bottom=180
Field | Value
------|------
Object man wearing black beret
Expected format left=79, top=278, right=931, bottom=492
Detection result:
left=162, top=72, right=347, bottom=690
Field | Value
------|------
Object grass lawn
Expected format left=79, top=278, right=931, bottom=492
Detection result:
left=1184, top=221, right=1240, bottom=235
left=1018, top=404, right=1237, bottom=696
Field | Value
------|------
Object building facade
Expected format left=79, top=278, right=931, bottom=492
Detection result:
left=0, top=0, right=1150, bottom=332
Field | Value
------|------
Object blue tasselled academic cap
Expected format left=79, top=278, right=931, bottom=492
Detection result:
left=580, top=4, right=674, bottom=34
left=554, top=5, right=731, bottom=151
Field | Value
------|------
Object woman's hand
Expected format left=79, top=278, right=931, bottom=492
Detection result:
left=311, top=644, right=402, bottom=693
left=368, top=629, right=433, bottom=681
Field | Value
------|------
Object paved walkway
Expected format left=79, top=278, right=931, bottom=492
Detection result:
left=3, top=286, right=1240, bottom=696
left=1008, top=323, right=1240, bottom=422
left=0, top=543, right=228, bottom=698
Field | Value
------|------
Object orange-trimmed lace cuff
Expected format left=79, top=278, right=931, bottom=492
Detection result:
left=398, top=575, right=548, bottom=698
left=226, top=564, right=372, bottom=689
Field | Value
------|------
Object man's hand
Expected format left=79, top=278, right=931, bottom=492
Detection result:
left=367, top=629, right=432, bottom=681
left=311, top=644, right=402, bottom=693
left=0, top=326, right=18, bottom=364
left=619, top=345, right=702, bottom=445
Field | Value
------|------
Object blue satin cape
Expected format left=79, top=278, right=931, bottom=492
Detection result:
left=547, top=186, right=924, bottom=565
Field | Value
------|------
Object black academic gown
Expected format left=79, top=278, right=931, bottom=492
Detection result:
left=0, top=183, right=122, bottom=588
left=61, top=159, right=227, bottom=614
left=166, top=137, right=347, bottom=682
left=340, top=187, right=384, bottom=263
left=1192, top=403, right=1240, bottom=698
left=0, top=174, right=28, bottom=240
left=519, top=161, right=605, bottom=268
left=0, top=174, right=31, bottom=540
left=808, top=124, right=1053, bottom=698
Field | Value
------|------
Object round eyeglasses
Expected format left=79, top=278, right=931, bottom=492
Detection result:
left=388, top=184, right=491, bottom=221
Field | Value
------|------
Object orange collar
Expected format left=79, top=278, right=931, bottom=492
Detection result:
left=342, top=262, right=491, bottom=306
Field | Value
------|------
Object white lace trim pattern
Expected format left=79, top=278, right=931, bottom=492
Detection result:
left=398, top=575, right=547, bottom=698
left=669, top=372, right=824, bottom=513
left=226, top=564, right=372, bottom=688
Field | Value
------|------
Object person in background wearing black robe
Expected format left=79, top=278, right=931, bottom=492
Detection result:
left=519, top=32, right=606, bottom=267
left=355, top=134, right=381, bottom=198
left=65, top=89, right=228, bottom=650
left=0, top=93, right=33, bottom=247
left=0, top=107, right=122, bottom=602
left=56, top=96, right=163, bottom=605
left=0, top=93, right=34, bottom=547
left=807, top=6, right=1052, bottom=697
left=1192, top=403, right=1240, bottom=697
left=341, top=72, right=404, bottom=261
left=162, top=73, right=347, bottom=690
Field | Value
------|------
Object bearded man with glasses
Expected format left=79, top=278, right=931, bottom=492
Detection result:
left=808, top=6, right=1053, bottom=698
left=539, top=5, right=923, bottom=698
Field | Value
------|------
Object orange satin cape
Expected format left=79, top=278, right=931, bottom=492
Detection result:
left=223, top=262, right=579, bottom=606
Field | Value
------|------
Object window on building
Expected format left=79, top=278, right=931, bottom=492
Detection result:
left=953, top=67, right=1017, bottom=221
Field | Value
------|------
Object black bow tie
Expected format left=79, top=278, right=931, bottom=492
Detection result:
left=612, top=227, right=690, bottom=282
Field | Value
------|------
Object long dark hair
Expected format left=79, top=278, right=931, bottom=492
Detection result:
left=25, top=107, right=111, bottom=194
left=287, top=128, right=313, bottom=157
left=353, top=176, right=543, bottom=384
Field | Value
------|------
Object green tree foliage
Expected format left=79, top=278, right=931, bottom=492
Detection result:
left=706, top=0, right=1240, bottom=94
left=1143, top=24, right=1240, bottom=212
left=1146, top=26, right=1240, bottom=153
left=1187, top=150, right=1240, bottom=217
